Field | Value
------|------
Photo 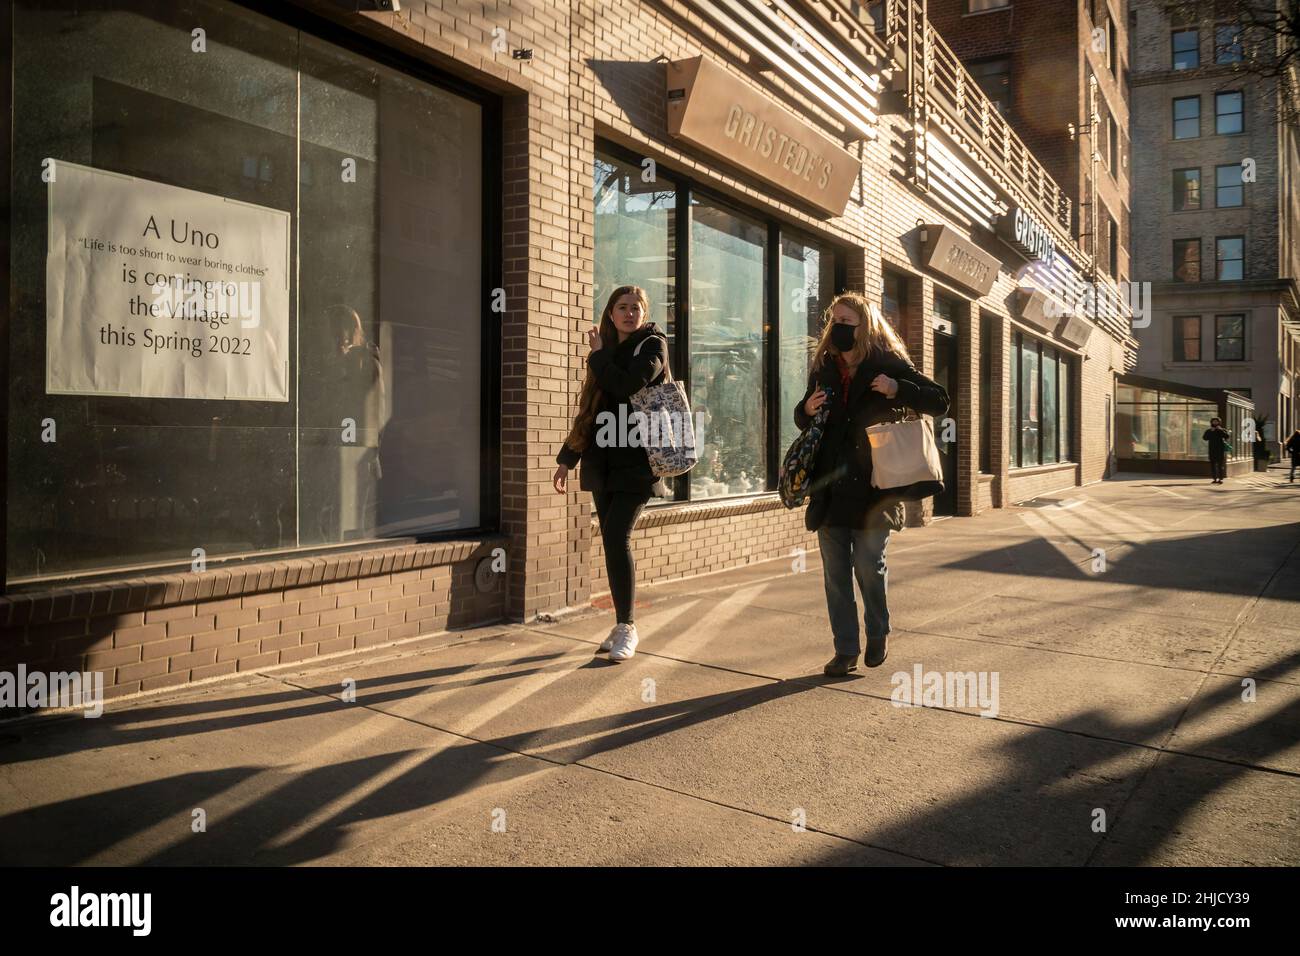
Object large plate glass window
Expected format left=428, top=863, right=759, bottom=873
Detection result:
left=8, top=0, right=488, bottom=583
left=689, top=197, right=767, bottom=499
left=779, top=233, right=835, bottom=458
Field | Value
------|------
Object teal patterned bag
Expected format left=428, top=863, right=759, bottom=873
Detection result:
left=778, top=386, right=834, bottom=508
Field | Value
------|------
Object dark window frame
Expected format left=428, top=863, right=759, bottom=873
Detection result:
left=1173, top=315, right=1202, bottom=361
left=2, top=0, right=506, bottom=591
left=1215, top=163, right=1244, bottom=207
left=1215, top=314, right=1246, bottom=360
left=1008, top=330, right=1075, bottom=469
left=1215, top=22, right=1244, bottom=63
left=1215, top=90, right=1244, bottom=134
left=1172, top=27, right=1200, bottom=69
left=1173, top=167, right=1202, bottom=211
left=595, top=138, right=848, bottom=506
left=1173, top=237, right=1202, bottom=281
left=1173, top=95, right=1200, bottom=139
left=1215, top=235, right=1245, bottom=280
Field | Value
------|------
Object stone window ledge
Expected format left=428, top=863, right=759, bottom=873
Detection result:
left=1008, top=462, right=1078, bottom=478
left=589, top=492, right=789, bottom=531
left=0, top=535, right=508, bottom=628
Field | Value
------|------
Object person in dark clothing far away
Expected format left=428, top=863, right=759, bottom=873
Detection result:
left=553, top=285, right=668, bottom=663
left=1284, top=428, right=1300, bottom=482
left=1203, top=417, right=1231, bottom=484
left=794, top=292, right=949, bottom=678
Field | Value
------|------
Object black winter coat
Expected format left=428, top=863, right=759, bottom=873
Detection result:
left=793, top=348, right=950, bottom=532
left=556, top=322, right=668, bottom=494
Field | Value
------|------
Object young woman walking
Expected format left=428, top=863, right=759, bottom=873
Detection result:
left=553, top=285, right=668, bottom=662
left=794, top=292, right=949, bottom=677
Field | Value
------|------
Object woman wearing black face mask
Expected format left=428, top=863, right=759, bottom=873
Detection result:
left=794, top=292, right=949, bottom=677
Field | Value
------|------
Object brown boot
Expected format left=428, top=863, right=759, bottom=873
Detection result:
left=823, top=654, right=858, bottom=677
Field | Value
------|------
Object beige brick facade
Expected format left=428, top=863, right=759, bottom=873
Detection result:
left=1, top=0, right=1137, bottom=702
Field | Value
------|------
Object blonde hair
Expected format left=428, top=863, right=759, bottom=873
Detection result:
left=811, top=292, right=912, bottom=371
left=562, top=285, right=650, bottom=454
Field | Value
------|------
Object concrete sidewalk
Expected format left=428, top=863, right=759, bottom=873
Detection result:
left=2, top=469, right=1298, bottom=866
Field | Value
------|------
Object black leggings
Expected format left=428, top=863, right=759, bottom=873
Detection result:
left=1210, top=455, right=1226, bottom=481
left=594, top=489, right=651, bottom=624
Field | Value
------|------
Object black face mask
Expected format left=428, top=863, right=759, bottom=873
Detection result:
left=830, top=322, right=857, bottom=353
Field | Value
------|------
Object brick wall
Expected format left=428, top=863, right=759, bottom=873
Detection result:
left=0, top=539, right=507, bottom=703
left=589, top=499, right=816, bottom=596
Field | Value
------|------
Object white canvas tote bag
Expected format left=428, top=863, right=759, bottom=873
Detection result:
left=865, top=416, right=944, bottom=490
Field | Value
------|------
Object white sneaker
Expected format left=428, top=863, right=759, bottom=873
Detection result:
left=608, top=623, right=639, bottom=662
left=599, top=624, right=620, bottom=653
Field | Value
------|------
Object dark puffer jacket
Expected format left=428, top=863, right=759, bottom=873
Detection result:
left=556, top=322, right=668, bottom=495
left=793, top=348, right=949, bottom=532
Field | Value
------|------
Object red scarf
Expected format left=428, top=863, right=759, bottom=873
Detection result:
left=832, top=353, right=855, bottom=407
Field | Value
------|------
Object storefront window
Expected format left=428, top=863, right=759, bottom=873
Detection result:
left=1059, top=357, right=1071, bottom=462
left=1020, top=339, right=1040, bottom=466
left=594, top=155, right=677, bottom=336
left=1116, top=383, right=1242, bottom=462
left=1042, top=346, right=1059, bottom=465
left=689, top=197, right=767, bottom=499
left=1009, top=332, right=1075, bottom=469
left=9, top=1, right=488, bottom=582
left=779, top=234, right=835, bottom=458
left=882, top=271, right=908, bottom=332
left=594, top=145, right=844, bottom=503
left=1009, top=340, right=1019, bottom=468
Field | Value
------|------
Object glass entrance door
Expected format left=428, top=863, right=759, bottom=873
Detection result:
left=932, top=324, right=959, bottom=516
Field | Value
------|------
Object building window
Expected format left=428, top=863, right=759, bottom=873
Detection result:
left=968, top=57, right=1012, bottom=118
left=1173, top=168, right=1201, bottom=210
left=8, top=2, right=492, bottom=581
left=1009, top=332, right=1074, bottom=468
left=594, top=154, right=677, bottom=335
left=968, top=0, right=1011, bottom=11
left=979, top=314, right=993, bottom=473
left=1108, top=17, right=1118, bottom=77
left=1172, top=28, right=1199, bottom=70
left=1108, top=114, right=1118, bottom=171
left=1215, top=91, right=1244, bottom=134
left=689, top=197, right=767, bottom=500
left=882, top=271, right=908, bottom=331
left=1108, top=214, right=1119, bottom=279
left=1173, top=96, right=1200, bottom=139
left=1174, top=316, right=1202, bottom=361
left=1215, top=314, right=1246, bottom=360
left=779, top=232, right=836, bottom=464
left=1215, top=236, right=1244, bottom=280
left=1215, top=23, right=1244, bottom=63
left=1215, top=164, right=1244, bottom=207
left=1174, top=238, right=1202, bottom=281
left=1008, top=336, right=1019, bottom=468
left=1116, top=384, right=1224, bottom=462
left=595, top=145, right=843, bottom=503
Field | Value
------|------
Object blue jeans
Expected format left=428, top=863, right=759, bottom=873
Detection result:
left=817, top=524, right=891, bottom=657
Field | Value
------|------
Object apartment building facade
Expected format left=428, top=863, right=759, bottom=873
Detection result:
left=927, top=0, right=1134, bottom=286
left=1, top=0, right=1136, bottom=703
left=1128, top=0, right=1300, bottom=455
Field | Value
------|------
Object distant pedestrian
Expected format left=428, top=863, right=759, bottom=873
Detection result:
left=1285, top=428, right=1300, bottom=482
left=1203, top=417, right=1230, bottom=484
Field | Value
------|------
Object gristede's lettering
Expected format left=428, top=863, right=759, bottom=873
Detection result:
left=723, top=103, right=833, bottom=190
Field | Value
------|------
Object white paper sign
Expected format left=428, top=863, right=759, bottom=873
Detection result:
left=46, top=160, right=290, bottom=401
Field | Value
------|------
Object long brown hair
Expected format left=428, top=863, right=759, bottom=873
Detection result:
left=810, top=292, right=912, bottom=371
left=562, top=285, right=650, bottom=454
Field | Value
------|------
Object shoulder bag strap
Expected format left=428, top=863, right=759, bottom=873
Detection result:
left=633, top=335, right=672, bottom=383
